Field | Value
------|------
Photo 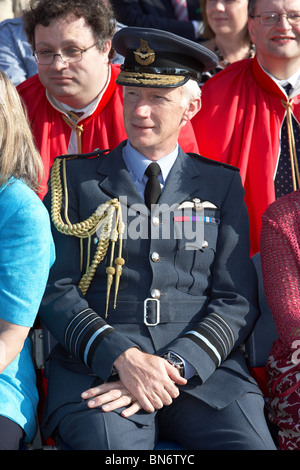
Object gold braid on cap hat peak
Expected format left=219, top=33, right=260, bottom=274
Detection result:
left=118, top=71, right=186, bottom=86
left=50, top=155, right=125, bottom=318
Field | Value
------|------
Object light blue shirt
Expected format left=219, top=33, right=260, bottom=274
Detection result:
left=123, top=140, right=178, bottom=199
left=0, top=178, right=55, bottom=442
left=0, top=17, right=37, bottom=86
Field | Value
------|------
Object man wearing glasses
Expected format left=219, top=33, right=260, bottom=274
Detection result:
left=192, top=0, right=300, bottom=257
left=17, top=0, right=199, bottom=200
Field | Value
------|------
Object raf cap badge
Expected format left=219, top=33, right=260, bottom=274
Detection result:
left=134, top=39, right=155, bottom=66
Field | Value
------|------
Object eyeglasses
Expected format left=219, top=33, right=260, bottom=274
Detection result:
left=251, top=11, right=300, bottom=26
left=33, top=43, right=99, bottom=65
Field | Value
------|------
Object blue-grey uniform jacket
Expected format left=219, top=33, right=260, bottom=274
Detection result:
left=40, top=141, right=262, bottom=437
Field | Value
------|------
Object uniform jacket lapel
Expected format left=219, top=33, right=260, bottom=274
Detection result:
left=96, top=142, right=147, bottom=214
left=158, top=147, right=202, bottom=210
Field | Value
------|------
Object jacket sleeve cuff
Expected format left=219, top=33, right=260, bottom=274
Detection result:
left=64, top=308, right=139, bottom=381
left=166, top=337, right=217, bottom=384
left=91, top=332, right=139, bottom=382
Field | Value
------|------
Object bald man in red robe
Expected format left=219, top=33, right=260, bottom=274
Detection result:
left=193, top=0, right=300, bottom=256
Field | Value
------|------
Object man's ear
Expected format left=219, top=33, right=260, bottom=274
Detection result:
left=182, top=97, right=201, bottom=123
left=248, top=17, right=256, bottom=45
left=103, top=40, right=112, bottom=63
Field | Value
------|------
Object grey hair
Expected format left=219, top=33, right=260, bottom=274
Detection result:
left=180, top=79, right=201, bottom=108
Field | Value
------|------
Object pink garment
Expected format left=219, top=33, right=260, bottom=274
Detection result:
left=261, top=189, right=300, bottom=450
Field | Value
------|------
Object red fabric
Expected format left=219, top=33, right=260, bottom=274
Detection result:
left=261, top=190, right=300, bottom=352
left=260, top=191, right=300, bottom=449
left=249, top=367, right=268, bottom=398
left=266, top=350, right=300, bottom=450
left=192, top=56, right=300, bottom=256
left=18, top=64, right=126, bottom=199
left=18, top=64, right=199, bottom=200
left=261, top=180, right=300, bottom=450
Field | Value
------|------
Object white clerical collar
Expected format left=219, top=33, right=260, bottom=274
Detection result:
left=258, top=57, right=300, bottom=95
left=276, top=69, right=300, bottom=92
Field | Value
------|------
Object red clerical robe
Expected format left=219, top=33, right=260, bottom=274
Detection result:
left=18, top=63, right=199, bottom=199
left=192, top=56, right=300, bottom=256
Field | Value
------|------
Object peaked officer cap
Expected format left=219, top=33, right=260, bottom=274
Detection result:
left=113, top=27, right=218, bottom=88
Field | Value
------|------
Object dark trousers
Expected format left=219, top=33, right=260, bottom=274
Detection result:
left=57, top=391, right=276, bottom=450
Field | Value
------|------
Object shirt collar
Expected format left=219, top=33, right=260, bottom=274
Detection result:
left=277, top=69, right=300, bottom=91
left=123, top=141, right=178, bottom=183
left=258, top=58, right=300, bottom=94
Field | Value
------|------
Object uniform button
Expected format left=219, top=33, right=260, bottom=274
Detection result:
left=202, top=241, right=208, bottom=248
left=152, top=216, right=159, bottom=226
left=150, top=289, right=161, bottom=299
left=151, top=252, right=160, bottom=262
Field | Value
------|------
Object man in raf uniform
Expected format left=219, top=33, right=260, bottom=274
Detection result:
left=39, top=27, right=276, bottom=450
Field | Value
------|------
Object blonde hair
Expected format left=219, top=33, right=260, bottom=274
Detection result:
left=0, top=70, right=43, bottom=190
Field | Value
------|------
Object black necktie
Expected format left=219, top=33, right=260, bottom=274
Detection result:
left=283, top=82, right=293, bottom=96
left=144, top=162, right=161, bottom=209
left=275, top=83, right=300, bottom=197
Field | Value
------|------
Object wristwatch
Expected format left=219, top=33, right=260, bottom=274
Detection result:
left=162, top=351, right=185, bottom=377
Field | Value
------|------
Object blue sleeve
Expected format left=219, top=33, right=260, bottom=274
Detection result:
left=0, top=194, right=55, bottom=327
left=0, top=19, right=37, bottom=85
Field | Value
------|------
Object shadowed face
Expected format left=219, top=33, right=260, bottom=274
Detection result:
left=35, top=13, right=111, bottom=108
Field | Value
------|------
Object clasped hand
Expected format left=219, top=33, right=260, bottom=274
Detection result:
left=81, top=348, right=187, bottom=417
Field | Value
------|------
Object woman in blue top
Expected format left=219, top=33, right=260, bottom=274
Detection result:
left=0, top=69, right=55, bottom=449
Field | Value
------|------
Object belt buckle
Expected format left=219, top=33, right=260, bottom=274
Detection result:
left=144, top=298, right=160, bottom=326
